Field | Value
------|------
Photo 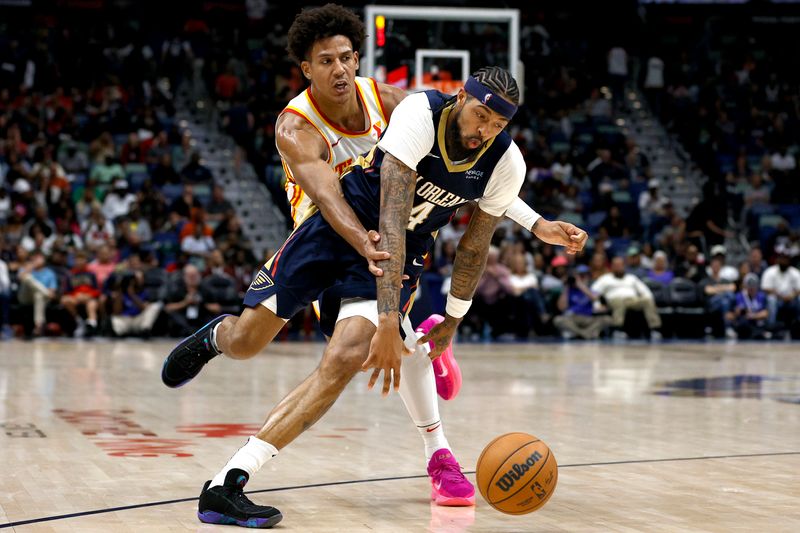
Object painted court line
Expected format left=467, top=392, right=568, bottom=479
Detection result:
left=2, top=451, right=799, bottom=529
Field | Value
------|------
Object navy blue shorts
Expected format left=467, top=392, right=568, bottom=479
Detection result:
left=243, top=209, right=426, bottom=337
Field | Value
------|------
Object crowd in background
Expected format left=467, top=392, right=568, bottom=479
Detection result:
left=1, top=2, right=798, bottom=341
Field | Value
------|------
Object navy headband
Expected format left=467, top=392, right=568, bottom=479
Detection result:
left=464, top=77, right=517, bottom=120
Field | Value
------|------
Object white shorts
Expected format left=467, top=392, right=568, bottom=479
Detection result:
left=336, top=298, right=426, bottom=353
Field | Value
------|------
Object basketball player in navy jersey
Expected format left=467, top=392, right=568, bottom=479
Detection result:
left=163, top=62, right=585, bottom=526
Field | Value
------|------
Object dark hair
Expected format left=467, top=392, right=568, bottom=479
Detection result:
left=287, top=3, right=366, bottom=64
left=471, top=66, right=520, bottom=106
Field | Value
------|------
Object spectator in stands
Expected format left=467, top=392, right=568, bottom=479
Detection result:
left=180, top=152, right=213, bottom=184
left=22, top=205, right=56, bottom=240
left=707, top=245, right=739, bottom=282
left=0, top=187, right=11, bottom=224
left=686, top=181, right=731, bottom=251
left=643, top=55, right=665, bottom=118
left=675, top=244, right=705, bottom=283
left=215, top=65, right=241, bottom=101
left=181, top=221, right=216, bottom=270
left=607, top=45, right=628, bottom=106
left=60, top=250, right=101, bottom=337
left=639, top=178, right=669, bottom=239
left=58, top=142, right=89, bottom=175
left=589, top=251, right=608, bottom=282
left=647, top=251, right=674, bottom=285
left=729, top=273, right=769, bottom=340
left=170, top=184, right=201, bottom=219
left=700, top=255, right=738, bottom=338
left=599, top=205, right=630, bottom=239
left=748, top=247, right=767, bottom=279
left=75, top=186, right=101, bottom=225
left=206, top=184, right=233, bottom=224
left=0, top=256, right=10, bottom=339
left=108, top=270, right=162, bottom=337
left=81, top=206, right=116, bottom=252
left=625, top=246, right=648, bottom=279
left=151, top=152, right=181, bottom=186
left=555, top=264, right=612, bottom=340
left=770, top=145, right=796, bottom=174
left=102, top=179, right=137, bottom=221
left=89, top=132, right=115, bottom=164
left=89, top=155, right=125, bottom=191
left=164, top=264, right=216, bottom=336
left=761, top=247, right=800, bottom=333
left=21, top=225, right=55, bottom=255
left=507, top=252, right=548, bottom=337
left=592, top=256, right=662, bottom=339
left=468, top=246, right=515, bottom=339
left=17, top=249, right=58, bottom=337
left=117, top=203, right=153, bottom=250
left=120, top=133, right=146, bottom=164
left=87, top=245, right=118, bottom=289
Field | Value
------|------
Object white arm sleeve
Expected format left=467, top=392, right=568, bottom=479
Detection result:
left=477, top=141, right=526, bottom=217
left=377, top=92, right=435, bottom=170
left=506, top=197, right=542, bottom=231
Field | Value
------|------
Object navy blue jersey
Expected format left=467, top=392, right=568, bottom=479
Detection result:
left=340, top=91, right=514, bottom=255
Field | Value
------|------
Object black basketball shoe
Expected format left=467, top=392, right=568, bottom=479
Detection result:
left=161, top=314, right=231, bottom=388
left=198, top=469, right=282, bottom=528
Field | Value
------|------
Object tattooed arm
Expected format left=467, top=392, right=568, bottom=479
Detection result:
left=362, top=153, right=416, bottom=395
left=418, top=206, right=503, bottom=358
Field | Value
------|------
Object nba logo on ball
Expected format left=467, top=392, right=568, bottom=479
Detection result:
left=476, top=432, right=558, bottom=514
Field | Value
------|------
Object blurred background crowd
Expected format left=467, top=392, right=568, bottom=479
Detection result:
left=1, top=1, right=798, bottom=342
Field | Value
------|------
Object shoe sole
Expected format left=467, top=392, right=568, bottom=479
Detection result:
left=416, top=314, right=462, bottom=401
left=198, top=510, right=283, bottom=528
left=430, top=488, right=476, bottom=507
left=161, top=314, right=231, bottom=388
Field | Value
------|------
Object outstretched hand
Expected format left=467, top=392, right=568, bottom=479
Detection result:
left=363, top=322, right=413, bottom=395
left=532, top=219, right=588, bottom=255
left=417, top=315, right=460, bottom=360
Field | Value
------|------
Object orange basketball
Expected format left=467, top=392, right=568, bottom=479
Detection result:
left=476, top=432, right=558, bottom=515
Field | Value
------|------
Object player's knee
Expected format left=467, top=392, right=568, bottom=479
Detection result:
left=320, top=340, right=369, bottom=382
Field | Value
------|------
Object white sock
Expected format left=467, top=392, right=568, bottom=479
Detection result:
left=398, top=339, right=450, bottom=461
left=209, top=436, right=278, bottom=488
left=211, top=322, right=222, bottom=352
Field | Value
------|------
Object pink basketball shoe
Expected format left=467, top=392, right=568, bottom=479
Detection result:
left=427, top=448, right=476, bottom=506
left=416, top=314, right=462, bottom=401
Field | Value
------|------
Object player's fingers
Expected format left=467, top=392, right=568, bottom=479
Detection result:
left=368, top=250, right=391, bottom=260
left=417, top=332, right=432, bottom=345
left=362, top=352, right=376, bottom=371
left=382, top=370, right=391, bottom=396
left=368, top=230, right=381, bottom=242
left=367, top=368, right=381, bottom=389
left=393, top=366, right=401, bottom=391
left=368, top=262, right=384, bottom=277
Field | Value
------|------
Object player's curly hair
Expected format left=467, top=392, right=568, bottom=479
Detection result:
left=472, top=66, right=520, bottom=106
left=287, top=3, right=366, bottom=64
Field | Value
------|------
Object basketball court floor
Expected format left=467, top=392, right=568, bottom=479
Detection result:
left=1, top=339, right=799, bottom=532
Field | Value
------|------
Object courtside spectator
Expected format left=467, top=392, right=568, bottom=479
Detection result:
left=592, top=256, right=662, bottom=339
left=60, top=250, right=101, bottom=337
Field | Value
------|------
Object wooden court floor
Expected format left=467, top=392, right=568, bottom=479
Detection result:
left=1, top=339, right=799, bottom=532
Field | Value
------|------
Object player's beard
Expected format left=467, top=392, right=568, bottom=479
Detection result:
left=446, top=107, right=482, bottom=162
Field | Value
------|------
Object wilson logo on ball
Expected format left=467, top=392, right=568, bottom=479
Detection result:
left=495, top=450, right=543, bottom=491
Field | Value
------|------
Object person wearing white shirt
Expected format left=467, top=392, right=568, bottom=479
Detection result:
left=770, top=147, right=796, bottom=173
left=592, top=256, right=662, bottom=338
left=760, top=251, right=800, bottom=329
left=0, top=257, right=11, bottom=338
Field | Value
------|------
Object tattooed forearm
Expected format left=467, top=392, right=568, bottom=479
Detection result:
left=376, top=153, right=417, bottom=318
left=450, top=207, right=502, bottom=300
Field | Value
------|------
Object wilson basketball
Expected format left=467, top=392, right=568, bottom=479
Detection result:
left=476, top=432, right=558, bottom=515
